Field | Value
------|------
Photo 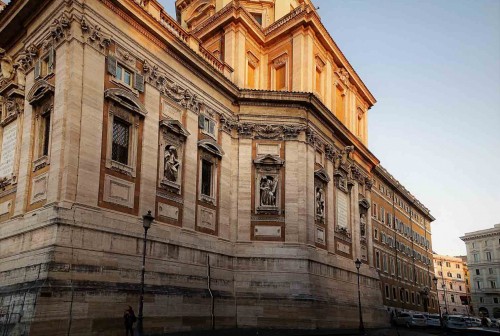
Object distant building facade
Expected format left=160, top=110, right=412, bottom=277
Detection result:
left=0, top=0, right=434, bottom=334
left=371, top=166, right=436, bottom=314
left=433, top=254, right=469, bottom=315
left=461, top=224, right=500, bottom=318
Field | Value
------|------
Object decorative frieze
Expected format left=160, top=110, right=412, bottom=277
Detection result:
left=238, top=123, right=305, bottom=140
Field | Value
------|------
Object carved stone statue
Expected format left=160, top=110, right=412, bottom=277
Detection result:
left=0, top=48, right=15, bottom=80
left=260, top=176, right=277, bottom=206
left=164, top=145, right=180, bottom=182
left=316, top=187, right=325, bottom=218
left=360, top=213, right=367, bottom=237
left=334, top=153, right=342, bottom=170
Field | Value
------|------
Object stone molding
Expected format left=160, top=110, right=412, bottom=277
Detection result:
left=237, top=123, right=306, bottom=140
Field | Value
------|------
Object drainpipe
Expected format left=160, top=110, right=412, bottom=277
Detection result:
left=207, top=255, right=215, bottom=330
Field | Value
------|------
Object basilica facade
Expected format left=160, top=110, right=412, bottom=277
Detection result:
left=0, top=0, right=435, bottom=335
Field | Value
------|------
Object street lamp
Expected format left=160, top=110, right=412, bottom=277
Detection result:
left=137, top=210, right=154, bottom=336
left=433, top=276, right=442, bottom=328
left=355, top=259, right=365, bottom=335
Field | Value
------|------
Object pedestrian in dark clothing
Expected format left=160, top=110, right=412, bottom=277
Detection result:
left=124, top=306, right=136, bottom=336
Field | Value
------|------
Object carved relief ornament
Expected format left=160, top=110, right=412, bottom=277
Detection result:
left=238, top=123, right=305, bottom=140
left=80, top=17, right=112, bottom=50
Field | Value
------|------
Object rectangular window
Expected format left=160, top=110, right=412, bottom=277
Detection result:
left=116, top=64, right=133, bottom=87
left=473, top=254, right=479, bottom=262
left=489, top=268, right=494, bottom=275
left=111, top=118, right=129, bottom=165
left=456, top=264, right=460, bottom=269
left=392, top=287, right=396, bottom=299
left=385, top=284, right=390, bottom=299
left=491, top=281, right=496, bottom=289
left=375, top=251, right=380, bottom=269
left=494, top=298, right=498, bottom=304
left=201, top=159, right=213, bottom=197
left=41, top=112, right=51, bottom=156
left=486, top=252, right=492, bottom=261
left=374, top=229, right=378, bottom=240
left=275, top=65, right=286, bottom=91
left=372, top=203, right=377, bottom=218
left=199, top=115, right=216, bottom=137
left=383, top=254, right=388, bottom=272
left=476, top=269, right=480, bottom=275
left=476, top=281, right=481, bottom=289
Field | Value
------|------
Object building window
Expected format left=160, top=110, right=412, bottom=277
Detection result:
left=486, top=252, right=492, bottom=261
left=450, top=283, right=453, bottom=290
left=116, top=63, right=133, bottom=87
left=376, top=250, right=380, bottom=269
left=199, top=114, right=216, bottom=138
left=374, top=229, right=378, bottom=240
left=473, top=254, right=479, bottom=262
left=197, top=140, right=223, bottom=205
left=457, top=274, right=461, bottom=279
left=438, top=271, right=443, bottom=276
left=494, top=298, right=498, bottom=304
left=372, top=203, right=377, bottom=218
left=489, top=268, right=494, bottom=275
left=250, top=12, right=263, bottom=25
left=201, top=159, right=213, bottom=197
left=392, top=286, right=397, bottom=300
left=446, top=262, right=451, bottom=267
left=246, top=52, right=259, bottom=89
left=476, top=281, right=481, bottom=290
left=385, top=284, right=390, bottom=299
left=104, top=89, right=145, bottom=178
left=491, top=281, right=496, bottom=289
left=383, top=254, right=388, bottom=272
left=456, top=264, right=460, bottom=269
left=40, top=107, right=51, bottom=157
left=271, top=54, right=288, bottom=91
left=480, top=297, right=484, bottom=303
left=451, top=294, right=455, bottom=303
left=111, top=118, right=130, bottom=165
left=459, top=285, right=462, bottom=291
left=476, top=269, right=480, bottom=275
left=34, top=47, right=55, bottom=79
left=334, top=84, right=345, bottom=123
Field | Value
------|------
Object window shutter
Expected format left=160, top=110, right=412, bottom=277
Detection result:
left=134, top=72, right=145, bottom=92
left=34, top=60, right=41, bottom=79
left=107, top=55, right=117, bottom=76
left=198, top=114, right=205, bottom=129
left=48, top=47, right=55, bottom=74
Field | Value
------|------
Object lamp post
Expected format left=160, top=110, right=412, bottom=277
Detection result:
left=433, top=276, right=442, bottom=328
left=355, top=259, right=365, bottom=335
left=137, top=210, right=154, bottom=336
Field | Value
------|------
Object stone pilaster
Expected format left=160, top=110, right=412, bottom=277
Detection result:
left=139, top=84, right=160, bottom=216
left=182, top=110, right=199, bottom=231
left=237, top=138, right=252, bottom=241
left=75, top=44, right=105, bottom=206
left=218, top=129, right=232, bottom=241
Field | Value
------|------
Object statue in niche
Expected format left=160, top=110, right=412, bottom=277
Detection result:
left=316, top=187, right=325, bottom=218
left=164, top=145, right=180, bottom=182
left=360, top=213, right=367, bottom=237
left=260, top=176, right=277, bottom=206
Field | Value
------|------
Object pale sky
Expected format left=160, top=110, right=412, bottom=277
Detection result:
left=158, top=0, right=500, bottom=257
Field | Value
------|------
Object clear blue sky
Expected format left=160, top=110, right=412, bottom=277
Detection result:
left=158, top=0, right=500, bottom=257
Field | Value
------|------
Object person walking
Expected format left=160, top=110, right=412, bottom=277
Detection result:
left=124, top=306, right=136, bottom=336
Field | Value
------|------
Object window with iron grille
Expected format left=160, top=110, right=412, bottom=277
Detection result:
left=111, top=118, right=129, bottom=165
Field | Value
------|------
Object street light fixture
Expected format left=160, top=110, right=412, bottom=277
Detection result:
left=137, top=210, right=154, bottom=336
left=355, top=259, right=365, bottom=335
left=433, top=276, right=443, bottom=328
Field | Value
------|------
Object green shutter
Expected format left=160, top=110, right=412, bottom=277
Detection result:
left=198, top=114, right=205, bottom=129
left=34, top=60, right=41, bottom=79
left=48, top=47, right=55, bottom=74
left=134, top=72, right=144, bottom=92
left=107, top=55, right=117, bottom=76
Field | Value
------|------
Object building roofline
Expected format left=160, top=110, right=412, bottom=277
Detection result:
left=374, top=165, right=435, bottom=221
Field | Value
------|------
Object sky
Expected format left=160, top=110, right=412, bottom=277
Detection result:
left=157, top=0, right=500, bottom=257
